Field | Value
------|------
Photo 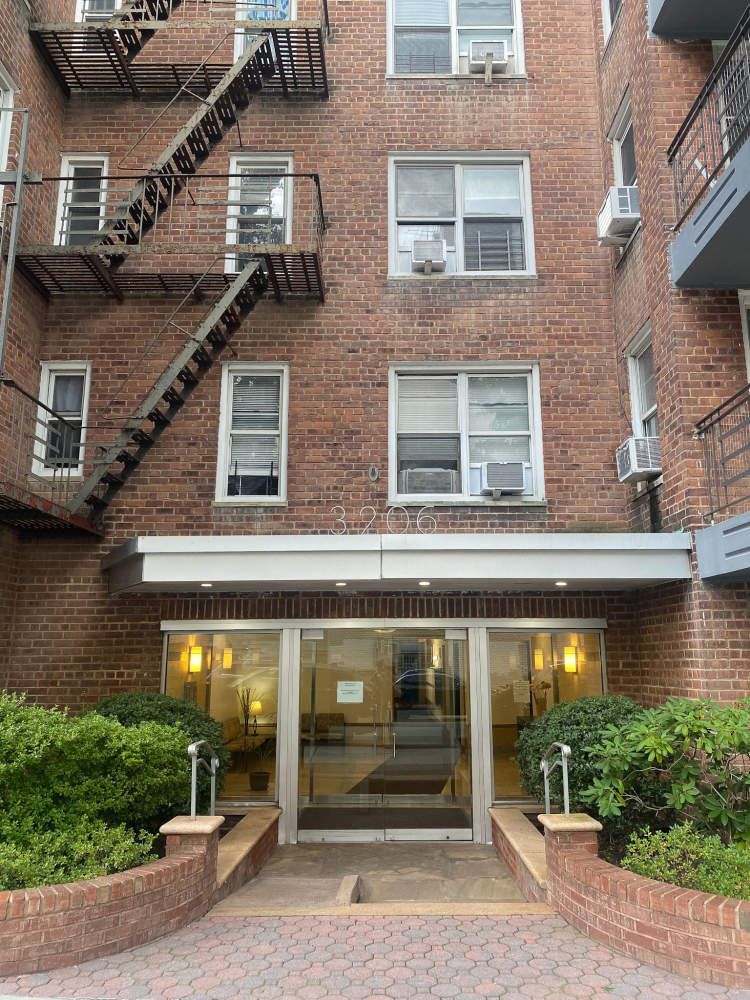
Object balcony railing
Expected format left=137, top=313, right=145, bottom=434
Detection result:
left=15, top=172, right=326, bottom=298
left=1, top=378, right=89, bottom=512
left=695, top=382, right=750, bottom=520
left=667, top=6, right=750, bottom=230
left=20, top=172, right=324, bottom=252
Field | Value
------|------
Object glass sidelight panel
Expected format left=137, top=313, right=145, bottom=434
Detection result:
left=165, top=633, right=280, bottom=802
left=297, top=628, right=472, bottom=840
left=489, top=632, right=604, bottom=800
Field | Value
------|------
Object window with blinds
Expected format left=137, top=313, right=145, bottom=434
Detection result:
left=392, top=0, right=519, bottom=75
left=393, top=370, right=537, bottom=498
left=394, top=161, right=528, bottom=275
left=635, top=345, right=658, bottom=437
left=222, top=371, right=285, bottom=498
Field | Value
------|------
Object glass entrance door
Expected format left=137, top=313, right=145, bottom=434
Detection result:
left=297, top=628, right=472, bottom=841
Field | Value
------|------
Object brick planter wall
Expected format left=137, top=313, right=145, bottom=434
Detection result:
left=542, top=815, right=750, bottom=989
left=0, top=815, right=224, bottom=976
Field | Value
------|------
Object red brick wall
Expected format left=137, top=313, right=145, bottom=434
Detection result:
left=0, top=823, right=221, bottom=976
left=545, top=823, right=750, bottom=989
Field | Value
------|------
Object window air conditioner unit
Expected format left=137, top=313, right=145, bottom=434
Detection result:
left=615, top=436, right=662, bottom=484
left=468, top=39, right=509, bottom=73
left=597, top=186, right=640, bottom=246
left=411, top=239, right=447, bottom=274
left=398, top=468, right=459, bottom=494
left=479, top=461, right=526, bottom=495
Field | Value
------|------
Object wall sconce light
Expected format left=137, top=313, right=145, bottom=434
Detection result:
left=534, top=648, right=544, bottom=671
left=251, top=700, right=262, bottom=735
left=564, top=646, right=578, bottom=673
left=188, top=646, right=203, bottom=673
left=222, top=647, right=233, bottom=670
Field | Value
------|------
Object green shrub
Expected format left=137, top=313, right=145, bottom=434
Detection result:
left=0, top=821, right=156, bottom=892
left=622, top=824, right=750, bottom=899
left=93, top=692, right=230, bottom=813
left=0, top=692, right=190, bottom=845
left=581, top=696, right=750, bottom=845
left=515, top=695, right=667, bottom=830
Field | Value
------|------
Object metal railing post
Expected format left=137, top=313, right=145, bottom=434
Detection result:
left=187, top=739, right=220, bottom=820
left=540, top=742, right=572, bottom=817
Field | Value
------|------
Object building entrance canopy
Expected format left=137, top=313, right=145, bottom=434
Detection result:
left=103, top=532, right=693, bottom=594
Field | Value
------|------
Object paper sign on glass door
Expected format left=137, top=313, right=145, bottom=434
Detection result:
left=337, top=681, right=364, bottom=703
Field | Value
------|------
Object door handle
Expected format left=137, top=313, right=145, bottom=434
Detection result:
left=392, top=733, right=396, bottom=758
left=373, top=731, right=377, bottom=757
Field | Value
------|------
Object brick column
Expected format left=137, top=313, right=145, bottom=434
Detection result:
left=159, top=815, right=225, bottom=919
left=538, top=813, right=602, bottom=865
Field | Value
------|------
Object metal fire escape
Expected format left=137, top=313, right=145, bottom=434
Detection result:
left=0, top=0, right=329, bottom=532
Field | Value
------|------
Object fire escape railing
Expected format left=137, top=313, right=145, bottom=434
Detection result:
left=0, top=378, right=90, bottom=510
left=695, top=381, right=750, bottom=520
left=20, top=172, right=325, bottom=253
left=667, top=5, right=750, bottom=231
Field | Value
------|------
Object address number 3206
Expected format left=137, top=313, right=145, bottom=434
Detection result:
left=330, top=506, right=437, bottom=535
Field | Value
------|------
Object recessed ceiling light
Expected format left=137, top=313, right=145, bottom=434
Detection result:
left=336, top=582, right=347, bottom=587
left=419, top=581, right=431, bottom=587
left=555, top=581, right=568, bottom=587
left=201, top=583, right=213, bottom=588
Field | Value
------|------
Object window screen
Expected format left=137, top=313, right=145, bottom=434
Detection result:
left=458, top=0, right=513, bottom=23
left=618, top=122, right=637, bottom=186
left=397, top=167, right=455, bottom=217
left=63, top=166, right=104, bottom=246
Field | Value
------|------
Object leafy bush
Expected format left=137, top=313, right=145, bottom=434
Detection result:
left=0, top=822, right=156, bottom=892
left=515, top=695, right=667, bottom=831
left=0, top=692, right=191, bottom=844
left=93, top=692, right=230, bottom=813
left=0, top=692, right=190, bottom=889
left=581, top=696, right=750, bottom=845
left=622, top=824, right=750, bottom=899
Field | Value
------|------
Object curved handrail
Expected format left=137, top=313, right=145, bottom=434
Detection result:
left=539, top=742, right=571, bottom=818
left=188, top=740, right=219, bottom=820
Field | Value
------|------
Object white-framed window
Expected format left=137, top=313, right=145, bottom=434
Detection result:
left=0, top=62, right=17, bottom=179
left=602, top=0, right=623, bottom=40
left=75, top=0, right=120, bottom=22
left=625, top=324, right=658, bottom=438
left=215, top=362, right=290, bottom=503
left=739, top=290, right=750, bottom=382
left=226, top=154, right=293, bottom=273
left=35, top=362, right=92, bottom=477
left=233, top=0, right=295, bottom=60
left=387, top=0, right=524, bottom=75
left=388, top=361, right=545, bottom=503
left=609, top=93, right=637, bottom=187
left=55, top=154, right=109, bottom=246
left=388, top=153, right=535, bottom=277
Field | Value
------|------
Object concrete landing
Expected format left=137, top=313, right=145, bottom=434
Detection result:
left=210, top=841, right=552, bottom=916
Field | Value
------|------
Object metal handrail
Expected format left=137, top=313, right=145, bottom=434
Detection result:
left=540, top=742, right=571, bottom=817
left=188, top=740, right=219, bottom=820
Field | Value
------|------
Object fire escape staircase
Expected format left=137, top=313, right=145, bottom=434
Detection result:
left=70, top=259, right=268, bottom=518
left=30, top=0, right=328, bottom=97
left=86, top=30, right=276, bottom=265
left=0, top=3, right=327, bottom=532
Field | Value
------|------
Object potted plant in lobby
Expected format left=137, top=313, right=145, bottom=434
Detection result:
left=530, top=680, right=552, bottom=716
left=249, top=737, right=276, bottom=793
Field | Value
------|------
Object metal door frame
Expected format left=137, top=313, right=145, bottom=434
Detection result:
left=161, top=616, right=608, bottom=844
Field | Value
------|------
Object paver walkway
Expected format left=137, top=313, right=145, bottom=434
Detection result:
left=1, top=913, right=748, bottom=1000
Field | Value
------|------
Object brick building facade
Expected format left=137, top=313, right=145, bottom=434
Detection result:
left=0, top=0, right=747, bottom=843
